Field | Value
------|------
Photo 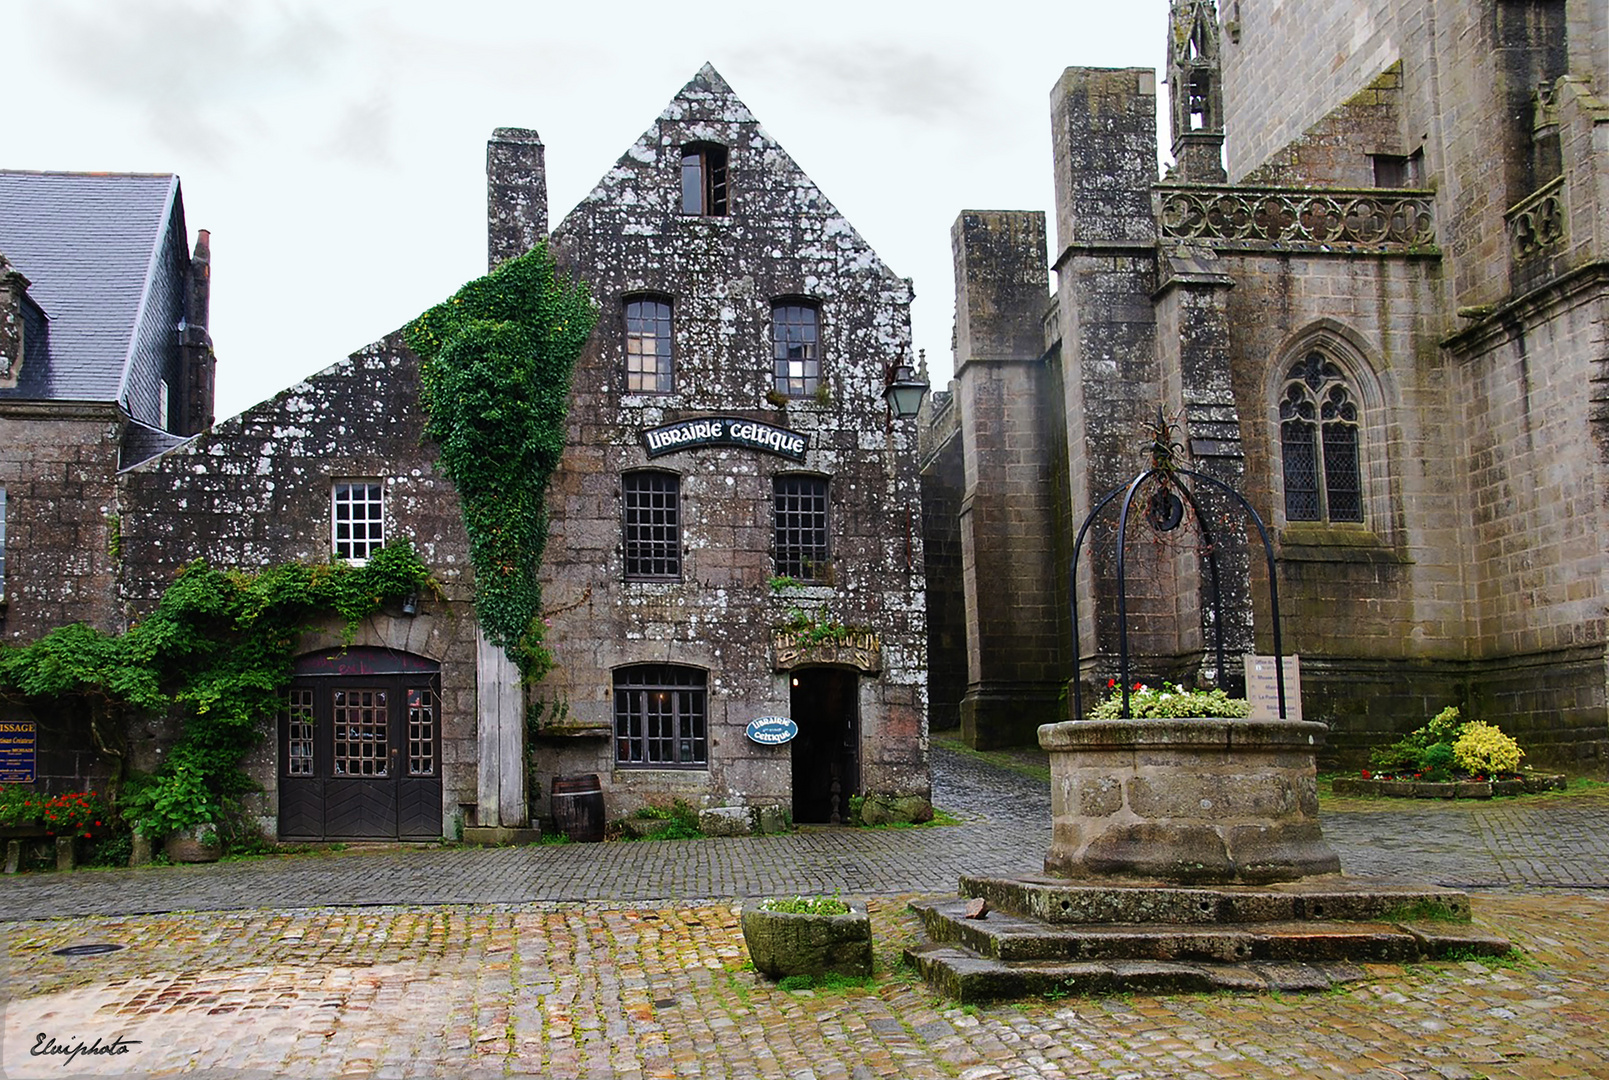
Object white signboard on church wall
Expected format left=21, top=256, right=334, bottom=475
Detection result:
left=1244, top=654, right=1302, bottom=721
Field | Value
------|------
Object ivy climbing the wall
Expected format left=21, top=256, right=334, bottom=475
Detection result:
left=405, top=243, right=596, bottom=679
left=0, top=543, right=433, bottom=840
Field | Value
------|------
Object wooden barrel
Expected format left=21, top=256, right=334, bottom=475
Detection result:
left=550, top=774, right=605, bottom=843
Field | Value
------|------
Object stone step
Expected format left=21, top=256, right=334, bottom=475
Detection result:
left=958, top=873, right=1476, bottom=925
left=911, top=897, right=1511, bottom=965
left=903, top=942, right=1368, bottom=1002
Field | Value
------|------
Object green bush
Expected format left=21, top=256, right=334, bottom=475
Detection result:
left=760, top=892, right=849, bottom=915
left=1453, top=721, right=1525, bottom=775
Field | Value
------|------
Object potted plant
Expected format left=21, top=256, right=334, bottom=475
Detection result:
left=120, top=764, right=223, bottom=863
left=740, top=893, right=873, bottom=979
left=1040, top=681, right=1341, bottom=884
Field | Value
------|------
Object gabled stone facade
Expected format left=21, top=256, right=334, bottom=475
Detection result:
left=535, top=65, right=929, bottom=823
left=926, top=0, right=1609, bottom=770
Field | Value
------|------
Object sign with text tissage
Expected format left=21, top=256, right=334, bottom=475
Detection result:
left=642, top=417, right=809, bottom=461
left=0, top=720, right=37, bottom=783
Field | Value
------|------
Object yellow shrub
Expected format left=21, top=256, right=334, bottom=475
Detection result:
left=1452, top=721, right=1525, bottom=775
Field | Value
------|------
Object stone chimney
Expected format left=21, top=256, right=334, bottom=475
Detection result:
left=487, top=128, right=548, bottom=271
left=0, top=254, right=31, bottom=389
left=178, top=230, right=215, bottom=433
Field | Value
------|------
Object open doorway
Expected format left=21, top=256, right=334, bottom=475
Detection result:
left=789, top=667, right=860, bottom=823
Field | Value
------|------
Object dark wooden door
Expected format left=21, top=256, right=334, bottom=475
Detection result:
left=279, top=672, right=442, bottom=841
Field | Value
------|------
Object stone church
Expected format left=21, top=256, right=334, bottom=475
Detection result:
left=1, top=66, right=930, bottom=842
left=923, top=0, right=1609, bottom=769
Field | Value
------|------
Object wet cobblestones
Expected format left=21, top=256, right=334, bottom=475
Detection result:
left=1, top=748, right=1606, bottom=1077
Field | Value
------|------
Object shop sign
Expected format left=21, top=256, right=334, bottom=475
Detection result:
left=0, top=720, right=37, bottom=783
left=771, top=629, right=881, bottom=674
left=642, top=417, right=809, bottom=461
left=1244, top=654, right=1302, bottom=721
left=745, top=716, right=799, bottom=746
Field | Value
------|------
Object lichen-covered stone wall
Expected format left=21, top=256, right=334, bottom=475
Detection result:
left=537, top=66, right=928, bottom=817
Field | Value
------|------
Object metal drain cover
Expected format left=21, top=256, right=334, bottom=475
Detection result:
left=52, top=943, right=124, bottom=957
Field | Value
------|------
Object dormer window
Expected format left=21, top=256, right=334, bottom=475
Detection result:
left=681, top=143, right=728, bottom=216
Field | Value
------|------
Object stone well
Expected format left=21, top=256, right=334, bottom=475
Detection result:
left=1040, top=717, right=1341, bottom=884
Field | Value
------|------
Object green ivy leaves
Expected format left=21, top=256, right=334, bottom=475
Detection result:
left=405, top=243, right=596, bottom=679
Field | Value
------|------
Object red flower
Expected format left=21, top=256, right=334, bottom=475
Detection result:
left=1361, top=770, right=1371, bottom=779
left=1106, top=678, right=1117, bottom=689
left=1133, top=682, right=1144, bottom=691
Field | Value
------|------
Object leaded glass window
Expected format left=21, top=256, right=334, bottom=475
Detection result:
left=774, top=475, right=829, bottom=581
left=624, top=297, right=673, bottom=393
left=285, top=688, right=315, bottom=776
left=1279, top=352, right=1363, bottom=524
left=614, top=665, right=707, bottom=767
left=772, top=303, right=820, bottom=397
left=333, top=688, right=388, bottom=776
left=623, top=471, right=680, bottom=579
left=332, top=481, right=384, bottom=563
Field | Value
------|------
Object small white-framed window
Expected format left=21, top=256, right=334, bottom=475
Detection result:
left=332, top=480, right=384, bottom=563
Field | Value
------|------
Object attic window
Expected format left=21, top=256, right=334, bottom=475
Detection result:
left=681, top=143, right=728, bottom=216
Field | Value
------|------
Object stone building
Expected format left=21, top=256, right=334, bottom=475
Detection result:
left=534, top=65, right=929, bottom=827
left=6, top=66, right=929, bottom=840
left=923, top=0, right=1609, bottom=769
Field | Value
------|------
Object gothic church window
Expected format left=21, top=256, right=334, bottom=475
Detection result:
left=1279, top=353, right=1363, bottom=523
left=772, top=301, right=820, bottom=397
left=680, top=143, right=728, bottom=216
left=332, top=480, right=385, bottom=563
left=614, top=664, right=707, bottom=767
left=624, top=296, right=673, bottom=393
left=623, top=470, right=681, bottom=580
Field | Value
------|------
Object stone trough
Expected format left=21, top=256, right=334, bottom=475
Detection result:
left=905, top=716, right=1513, bottom=1000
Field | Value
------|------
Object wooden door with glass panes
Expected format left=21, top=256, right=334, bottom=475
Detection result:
left=278, top=650, right=442, bottom=840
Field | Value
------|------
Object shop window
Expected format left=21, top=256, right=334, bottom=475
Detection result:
left=680, top=143, right=728, bottom=216
left=332, top=480, right=385, bottom=563
left=772, top=302, right=820, bottom=397
left=1279, top=353, right=1363, bottom=523
left=624, top=296, right=673, bottom=393
left=774, top=475, right=829, bottom=580
left=614, top=665, right=708, bottom=767
left=623, top=471, right=681, bottom=579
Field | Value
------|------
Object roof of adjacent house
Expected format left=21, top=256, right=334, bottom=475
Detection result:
left=0, top=170, right=181, bottom=403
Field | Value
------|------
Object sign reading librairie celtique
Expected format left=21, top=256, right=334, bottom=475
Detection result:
left=0, top=720, right=37, bottom=783
left=642, top=417, right=809, bottom=461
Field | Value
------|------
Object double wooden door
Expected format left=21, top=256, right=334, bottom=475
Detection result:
left=279, top=669, right=442, bottom=840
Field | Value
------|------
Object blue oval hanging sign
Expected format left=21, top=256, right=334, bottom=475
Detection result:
left=745, top=716, right=799, bottom=746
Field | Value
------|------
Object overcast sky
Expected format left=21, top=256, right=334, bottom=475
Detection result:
left=6, top=0, right=1169, bottom=420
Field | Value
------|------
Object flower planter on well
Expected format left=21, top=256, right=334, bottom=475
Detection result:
left=1040, top=717, right=1341, bottom=885
left=740, top=901, right=873, bottom=978
left=163, top=825, right=222, bottom=863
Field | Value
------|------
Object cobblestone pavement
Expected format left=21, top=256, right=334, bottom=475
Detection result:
left=1, top=748, right=1604, bottom=922
left=1, top=748, right=1607, bottom=1078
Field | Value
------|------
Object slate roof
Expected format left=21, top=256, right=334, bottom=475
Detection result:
left=0, top=171, right=180, bottom=402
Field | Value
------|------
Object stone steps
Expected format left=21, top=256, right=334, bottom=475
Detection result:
left=904, top=876, right=1512, bottom=1002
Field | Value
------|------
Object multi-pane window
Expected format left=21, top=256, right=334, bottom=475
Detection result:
left=332, top=481, right=384, bottom=562
left=332, top=688, right=388, bottom=777
left=614, top=665, right=708, bottom=767
left=625, top=297, right=673, bottom=393
left=772, top=302, right=820, bottom=397
left=623, top=471, right=681, bottom=579
left=680, top=143, right=729, bottom=216
left=407, top=688, right=436, bottom=777
left=284, top=688, right=315, bottom=776
left=774, top=475, right=830, bottom=580
left=1279, top=352, right=1363, bottom=524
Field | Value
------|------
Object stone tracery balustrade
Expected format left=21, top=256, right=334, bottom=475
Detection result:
left=1157, top=184, right=1437, bottom=252
left=1506, top=177, right=1567, bottom=263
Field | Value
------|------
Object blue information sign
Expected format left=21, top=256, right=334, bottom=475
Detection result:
left=745, top=716, right=799, bottom=746
left=0, top=720, right=37, bottom=784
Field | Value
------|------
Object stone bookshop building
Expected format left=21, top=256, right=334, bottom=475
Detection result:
left=922, top=0, right=1609, bottom=770
left=1, top=66, right=929, bottom=842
